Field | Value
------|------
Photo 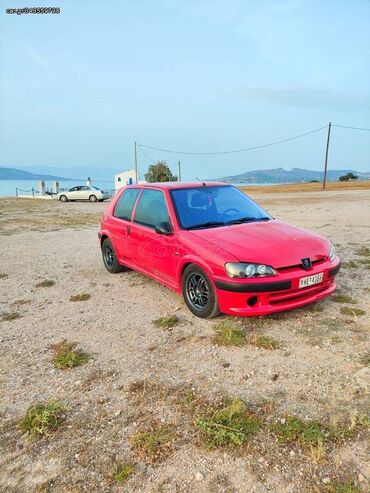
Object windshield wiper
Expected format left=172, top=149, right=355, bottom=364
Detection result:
left=226, top=216, right=271, bottom=225
left=186, top=221, right=226, bottom=230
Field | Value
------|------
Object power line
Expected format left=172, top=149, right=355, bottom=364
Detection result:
left=137, top=125, right=328, bottom=156
left=332, top=124, right=370, bottom=131
left=138, top=146, right=157, bottom=164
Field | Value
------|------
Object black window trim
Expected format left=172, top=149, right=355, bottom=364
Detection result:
left=133, top=188, right=171, bottom=230
left=113, top=187, right=141, bottom=222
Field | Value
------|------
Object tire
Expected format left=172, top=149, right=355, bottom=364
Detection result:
left=101, top=238, right=125, bottom=273
left=59, top=195, right=68, bottom=202
left=89, top=195, right=98, bottom=202
left=182, top=264, right=220, bottom=318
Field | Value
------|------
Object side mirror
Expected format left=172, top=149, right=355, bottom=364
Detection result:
left=155, top=222, right=173, bottom=235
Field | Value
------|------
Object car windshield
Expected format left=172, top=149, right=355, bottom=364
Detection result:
left=170, top=185, right=272, bottom=230
left=91, top=186, right=100, bottom=190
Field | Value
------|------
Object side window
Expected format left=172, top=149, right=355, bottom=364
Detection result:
left=114, top=188, right=140, bottom=221
left=134, top=189, right=169, bottom=228
left=69, top=187, right=78, bottom=192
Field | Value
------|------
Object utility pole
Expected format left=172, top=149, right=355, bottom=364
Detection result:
left=178, top=160, right=182, bottom=181
left=134, top=141, right=138, bottom=184
left=323, top=122, right=331, bottom=190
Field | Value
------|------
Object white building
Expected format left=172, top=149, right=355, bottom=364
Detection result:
left=114, top=170, right=137, bottom=191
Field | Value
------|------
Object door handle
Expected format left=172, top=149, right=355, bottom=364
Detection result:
left=126, top=225, right=131, bottom=235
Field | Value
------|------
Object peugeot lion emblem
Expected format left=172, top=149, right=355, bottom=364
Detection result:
left=301, top=257, right=312, bottom=270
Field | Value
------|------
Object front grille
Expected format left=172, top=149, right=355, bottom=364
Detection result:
left=277, top=257, right=326, bottom=273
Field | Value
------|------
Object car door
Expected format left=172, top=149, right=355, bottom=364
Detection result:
left=109, top=188, right=141, bottom=263
left=130, top=188, right=179, bottom=288
left=79, top=186, right=91, bottom=200
left=66, top=186, right=80, bottom=200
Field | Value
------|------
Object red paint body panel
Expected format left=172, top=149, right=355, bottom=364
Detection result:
left=99, top=183, right=340, bottom=317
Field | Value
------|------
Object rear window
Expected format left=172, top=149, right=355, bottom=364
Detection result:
left=113, top=188, right=140, bottom=221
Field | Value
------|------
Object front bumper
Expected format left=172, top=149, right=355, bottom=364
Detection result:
left=214, top=258, right=341, bottom=316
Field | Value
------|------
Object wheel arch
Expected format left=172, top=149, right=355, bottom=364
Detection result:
left=177, top=257, right=216, bottom=287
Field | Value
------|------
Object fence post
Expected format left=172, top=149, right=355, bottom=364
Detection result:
left=32, top=187, right=35, bottom=197
left=16, top=188, right=18, bottom=198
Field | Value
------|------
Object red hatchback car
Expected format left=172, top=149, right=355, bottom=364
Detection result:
left=99, top=182, right=340, bottom=318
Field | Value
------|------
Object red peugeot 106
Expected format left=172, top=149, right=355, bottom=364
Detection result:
left=99, top=183, right=340, bottom=318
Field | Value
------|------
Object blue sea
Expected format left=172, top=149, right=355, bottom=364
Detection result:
left=0, top=179, right=115, bottom=197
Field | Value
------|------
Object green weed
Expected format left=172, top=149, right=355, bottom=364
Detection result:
left=113, top=463, right=135, bottom=485
left=195, top=398, right=262, bottom=448
left=50, top=339, right=90, bottom=369
left=18, top=401, right=65, bottom=438
left=213, top=320, right=246, bottom=346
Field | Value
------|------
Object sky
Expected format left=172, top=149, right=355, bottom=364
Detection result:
left=0, top=0, right=369, bottom=180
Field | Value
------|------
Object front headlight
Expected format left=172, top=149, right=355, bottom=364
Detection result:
left=225, top=262, right=277, bottom=278
left=329, top=243, right=336, bottom=262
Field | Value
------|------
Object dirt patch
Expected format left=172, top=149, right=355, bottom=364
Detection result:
left=0, top=190, right=369, bottom=492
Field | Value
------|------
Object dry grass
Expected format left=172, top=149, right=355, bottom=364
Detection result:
left=69, top=293, right=91, bottom=302
left=331, top=293, right=357, bottom=304
left=355, top=246, right=370, bottom=257
left=0, top=311, right=22, bottom=322
left=248, top=334, right=280, bottom=350
left=359, top=352, right=370, bottom=367
left=340, top=307, right=366, bottom=316
left=35, top=279, right=55, bottom=288
left=341, top=261, right=358, bottom=269
left=130, top=424, right=175, bottom=463
left=153, top=315, right=179, bottom=330
left=239, top=180, right=370, bottom=194
left=0, top=198, right=99, bottom=235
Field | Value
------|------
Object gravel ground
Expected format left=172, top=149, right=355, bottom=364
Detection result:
left=0, top=190, right=369, bottom=493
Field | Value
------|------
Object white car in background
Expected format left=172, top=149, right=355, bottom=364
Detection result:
left=57, top=185, right=110, bottom=202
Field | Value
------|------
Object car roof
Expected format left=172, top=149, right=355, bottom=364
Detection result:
left=126, top=181, right=228, bottom=190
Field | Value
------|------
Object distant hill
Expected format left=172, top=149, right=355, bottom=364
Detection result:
left=20, top=165, right=122, bottom=181
left=0, top=167, right=70, bottom=181
left=214, top=167, right=370, bottom=184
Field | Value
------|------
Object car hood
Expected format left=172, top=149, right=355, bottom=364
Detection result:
left=188, top=220, right=330, bottom=268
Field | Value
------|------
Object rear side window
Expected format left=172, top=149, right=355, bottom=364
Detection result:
left=114, top=188, right=140, bottom=220
left=134, top=189, right=169, bottom=228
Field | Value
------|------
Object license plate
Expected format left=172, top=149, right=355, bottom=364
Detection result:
left=299, top=272, right=323, bottom=288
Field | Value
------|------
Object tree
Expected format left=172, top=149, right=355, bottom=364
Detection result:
left=339, top=172, right=358, bottom=182
left=144, top=161, right=178, bottom=183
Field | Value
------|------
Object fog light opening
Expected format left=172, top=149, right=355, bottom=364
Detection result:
left=247, top=296, right=258, bottom=307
